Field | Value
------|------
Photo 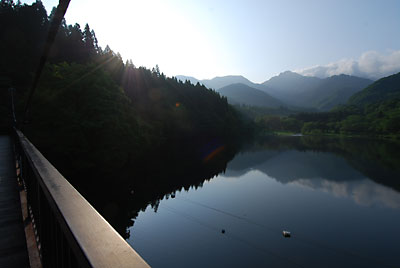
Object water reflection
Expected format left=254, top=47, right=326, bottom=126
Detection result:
left=226, top=150, right=366, bottom=182
left=224, top=136, right=400, bottom=209
left=71, top=140, right=239, bottom=238
left=73, top=135, right=400, bottom=241
left=292, top=178, right=400, bottom=208
left=127, top=136, right=400, bottom=268
left=231, top=136, right=400, bottom=191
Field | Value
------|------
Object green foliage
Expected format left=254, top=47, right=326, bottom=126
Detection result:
left=21, top=59, right=245, bottom=179
left=240, top=73, right=400, bottom=139
left=253, top=115, right=303, bottom=134
left=0, top=2, right=247, bottom=182
left=279, top=73, right=400, bottom=138
left=23, top=62, right=148, bottom=177
left=0, top=0, right=48, bottom=86
left=348, top=72, right=400, bottom=106
left=281, top=117, right=303, bottom=132
left=295, top=91, right=400, bottom=138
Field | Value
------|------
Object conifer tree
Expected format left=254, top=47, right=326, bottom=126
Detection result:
left=83, top=23, right=96, bottom=60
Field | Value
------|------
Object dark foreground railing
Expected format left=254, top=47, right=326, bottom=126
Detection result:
left=14, top=129, right=150, bottom=268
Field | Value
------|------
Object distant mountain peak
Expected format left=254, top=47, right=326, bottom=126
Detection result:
left=176, top=72, right=374, bottom=111
left=213, top=75, right=247, bottom=79
left=175, top=75, right=202, bottom=86
left=279, top=70, right=301, bottom=76
left=328, top=74, right=352, bottom=79
left=199, top=75, right=258, bottom=90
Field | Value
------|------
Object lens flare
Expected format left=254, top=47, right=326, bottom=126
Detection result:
left=203, top=145, right=225, bottom=163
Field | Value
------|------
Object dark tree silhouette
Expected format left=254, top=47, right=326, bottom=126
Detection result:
left=0, top=1, right=247, bottom=189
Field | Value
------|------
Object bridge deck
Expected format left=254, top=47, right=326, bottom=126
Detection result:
left=0, top=135, right=30, bottom=267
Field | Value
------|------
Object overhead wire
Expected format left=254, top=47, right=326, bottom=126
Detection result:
left=175, top=196, right=396, bottom=268
left=161, top=203, right=307, bottom=268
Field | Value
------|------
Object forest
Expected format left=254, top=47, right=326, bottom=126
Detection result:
left=248, top=72, right=400, bottom=140
left=0, top=1, right=248, bottom=182
left=1, top=1, right=399, bottom=187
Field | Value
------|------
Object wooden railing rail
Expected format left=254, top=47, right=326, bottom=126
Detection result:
left=14, top=129, right=149, bottom=268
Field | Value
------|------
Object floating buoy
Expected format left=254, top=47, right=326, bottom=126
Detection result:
left=282, top=230, right=291, bottom=238
left=221, top=229, right=225, bottom=234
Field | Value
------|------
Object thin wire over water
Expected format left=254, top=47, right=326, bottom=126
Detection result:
left=161, top=203, right=307, bottom=268
left=176, top=196, right=396, bottom=268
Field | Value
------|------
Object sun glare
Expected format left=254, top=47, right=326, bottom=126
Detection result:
left=64, top=0, right=223, bottom=79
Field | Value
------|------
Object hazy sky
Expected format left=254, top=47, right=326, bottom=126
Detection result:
left=24, top=0, right=400, bottom=82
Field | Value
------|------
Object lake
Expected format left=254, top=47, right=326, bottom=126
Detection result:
left=123, top=136, right=400, bottom=268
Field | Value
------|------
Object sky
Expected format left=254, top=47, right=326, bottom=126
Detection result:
left=23, top=0, right=400, bottom=82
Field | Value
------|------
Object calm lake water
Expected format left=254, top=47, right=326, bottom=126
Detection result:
left=125, top=136, right=400, bottom=268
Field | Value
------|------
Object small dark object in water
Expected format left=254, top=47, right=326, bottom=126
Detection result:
left=282, top=230, right=291, bottom=238
left=221, top=229, right=225, bottom=234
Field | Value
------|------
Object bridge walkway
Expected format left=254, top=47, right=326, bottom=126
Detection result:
left=0, top=135, right=30, bottom=267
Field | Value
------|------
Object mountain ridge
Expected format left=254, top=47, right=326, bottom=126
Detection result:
left=347, top=72, right=400, bottom=106
left=217, top=83, right=283, bottom=108
left=178, top=71, right=374, bottom=111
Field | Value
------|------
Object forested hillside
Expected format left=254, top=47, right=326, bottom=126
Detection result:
left=253, top=72, right=400, bottom=139
left=217, top=83, right=283, bottom=108
left=299, top=72, right=400, bottom=137
left=0, top=1, right=246, bottom=181
left=347, top=72, right=400, bottom=106
left=260, top=71, right=372, bottom=110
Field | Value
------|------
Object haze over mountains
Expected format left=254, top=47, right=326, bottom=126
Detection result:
left=177, top=71, right=373, bottom=111
left=177, top=75, right=260, bottom=90
left=218, top=83, right=283, bottom=108
left=262, top=71, right=373, bottom=110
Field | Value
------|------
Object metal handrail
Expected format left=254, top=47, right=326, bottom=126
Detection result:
left=14, top=129, right=150, bottom=268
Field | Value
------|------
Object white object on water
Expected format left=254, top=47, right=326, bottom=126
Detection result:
left=282, top=230, right=291, bottom=238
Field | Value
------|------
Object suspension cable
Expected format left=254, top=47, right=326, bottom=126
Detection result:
left=22, top=0, right=71, bottom=124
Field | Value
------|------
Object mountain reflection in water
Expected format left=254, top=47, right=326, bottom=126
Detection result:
left=226, top=143, right=400, bottom=209
left=73, top=136, right=400, bottom=267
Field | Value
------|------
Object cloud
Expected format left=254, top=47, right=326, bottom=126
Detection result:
left=296, top=50, right=400, bottom=80
left=292, top=178, right=400, bottom=209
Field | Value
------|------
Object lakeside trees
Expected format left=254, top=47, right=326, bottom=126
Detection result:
left=0, top=1, right=247, bottom=182
left=243, top=72, right=400, bottom=139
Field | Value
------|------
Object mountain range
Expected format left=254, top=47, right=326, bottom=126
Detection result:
left=217, top=83, right=283, bottom=108
left=348, top=71, right=400, bottom=106
left=177, top=71, right=373, bottom=111
left=261, top=71, right=373, bottom=110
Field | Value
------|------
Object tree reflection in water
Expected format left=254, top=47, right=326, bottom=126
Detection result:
left=71, top=136, right=400, bottom=239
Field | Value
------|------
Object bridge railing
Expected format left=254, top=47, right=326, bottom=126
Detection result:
left=14, top=129, right=150, bottom=268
